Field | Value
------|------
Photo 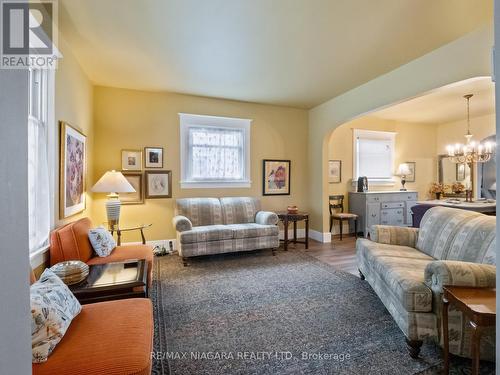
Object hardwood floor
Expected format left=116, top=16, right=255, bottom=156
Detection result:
left=283, top=235, right=359, bottom=276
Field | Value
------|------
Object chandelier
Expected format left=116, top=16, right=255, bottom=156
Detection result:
left=446, top=94, right=495, bottom=164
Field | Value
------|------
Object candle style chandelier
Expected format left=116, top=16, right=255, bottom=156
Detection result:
left=446, top=94, right=495, bottom=164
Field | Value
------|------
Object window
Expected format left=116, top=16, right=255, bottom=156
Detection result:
left=353, top=129, right=396, bottom=184
left=28, top=68, right=54, bottom=253
left=179, top=113, right=251, bottom=188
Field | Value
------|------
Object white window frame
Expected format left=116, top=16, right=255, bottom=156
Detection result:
left=352, top=129, right=396, bottom=186
left=179, top=113, right=252, bottom=188
left=28, top=68, right=56, bottom=262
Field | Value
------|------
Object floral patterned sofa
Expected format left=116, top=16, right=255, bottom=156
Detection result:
left=172, top=197, right=279, bottom=264
left=356, top=206, right=495, bottom=360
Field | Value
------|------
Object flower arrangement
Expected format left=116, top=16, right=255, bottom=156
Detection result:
left=429, top=183, right=446, bottom=194
left=451, top=182, right=465, bottom=194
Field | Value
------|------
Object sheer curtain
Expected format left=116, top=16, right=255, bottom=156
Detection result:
left=188, top=127, right=244, bottom=180
left=28, top=70, right=51, bottom=253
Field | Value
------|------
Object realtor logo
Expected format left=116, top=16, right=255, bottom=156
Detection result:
left=1, top=0, right=58, bottom=69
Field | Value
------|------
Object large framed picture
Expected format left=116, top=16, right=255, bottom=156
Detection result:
left=121, top=149, right=143, bottom=170
left=405, top=161, right=416, bottom=182
left=121, top=172, right=144, bottom=205
left=59, top=121, right=86, bottom=219
left=144, top=147, right=163, bottom=168
left=262, top=159, right=291, bottom=196
left=145, top=170, right=172, bottom=199
left=328, top=160, right=342, bottom=183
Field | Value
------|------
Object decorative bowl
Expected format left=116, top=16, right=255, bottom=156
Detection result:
left=287, top=205, right=298, bottom=214
left=50, top=261, right=89, bottom=285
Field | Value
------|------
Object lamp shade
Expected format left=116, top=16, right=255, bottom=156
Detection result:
left=91, top=170, right=135, bottom=194
left=396, top=163, right=411, bottom=176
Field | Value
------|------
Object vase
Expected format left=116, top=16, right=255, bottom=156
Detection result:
left=435, top=192, right=441, bottom=200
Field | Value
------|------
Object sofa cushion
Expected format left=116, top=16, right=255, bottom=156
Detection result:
left=226, top=223, right=279, bottom=239
left=175, top=198, right=223, bottom=226
left=220, top=197, right=261, bottom=224
left=88, top=227, right=116, bottom=257
left=179, top=225, right=233, bottom=244
left=357, top=239, right=433, bottom=312
left=445, top=214, right=496, bottom=265
left=416, top=206, right=481, bottom=260
left=86, top=244, right=153, bottom=287
left=50, top=218, right=95, bottom=265
left=32, top=298, right=153, bottom=375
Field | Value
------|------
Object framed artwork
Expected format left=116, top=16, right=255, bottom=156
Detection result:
left=121, top=172, right=144, bottom=205
left=262, top=159, right=291, bottom=196
left=145, top=171, right=172, bottom=199
left=456, top=163, right=466, bottom=181
left=121, top=149, right=143, bottom=170
left=405, top=161, right=416, bottom=182
left=59, top=121, right=86, bottom=219
left=328, top=160, right=342, bottom=183
left=144, top=147, right=163, bottom=168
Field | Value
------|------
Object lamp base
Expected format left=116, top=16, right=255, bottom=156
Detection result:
left=400, top=178, right=407, bottom=191
left=106, top=196, right=121, bottom=229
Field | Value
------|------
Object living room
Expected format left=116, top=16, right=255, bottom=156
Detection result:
left=1, top=1, right=498, bottom=374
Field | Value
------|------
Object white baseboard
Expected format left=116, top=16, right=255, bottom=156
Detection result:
left=309, top=229, right=331, bottom=243
left=124, top=238, right=177, bottom=251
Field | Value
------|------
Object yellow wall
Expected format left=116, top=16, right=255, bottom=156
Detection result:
left=92, top=86, right=309, bottom=242
left=55, top=38, right=94, bottom=227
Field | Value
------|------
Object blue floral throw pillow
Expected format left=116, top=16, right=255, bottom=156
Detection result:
left=31, top=269, right=82, bottom=363
left=88, top=226, right=116, bottom=257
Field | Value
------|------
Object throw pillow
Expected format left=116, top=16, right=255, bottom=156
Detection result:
left=31, top=269, right=82, bottom=363
left=88, top=226, right=116, bottom=257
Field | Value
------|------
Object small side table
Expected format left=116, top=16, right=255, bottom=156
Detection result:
left=109, top=223, right=152, bottom=246
left=277, top=212, right=309, bottom=251
left=442, top=286, right=496, bottom=375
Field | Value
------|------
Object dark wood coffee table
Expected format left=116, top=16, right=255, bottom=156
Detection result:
left=442, top=286, right=496, bottom=375
left=69, top=259, right=148, bottom=304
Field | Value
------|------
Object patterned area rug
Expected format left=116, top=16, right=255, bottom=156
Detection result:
left=151, top=249, right=494, bottom=374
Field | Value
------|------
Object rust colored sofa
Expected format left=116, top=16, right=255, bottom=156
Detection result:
left=30, top=271, right=153, bottom=375
left=49, top=217, right=153, bottom=287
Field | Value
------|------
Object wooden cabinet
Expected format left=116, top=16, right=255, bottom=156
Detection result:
left=348, top=191, right=418, bottom=237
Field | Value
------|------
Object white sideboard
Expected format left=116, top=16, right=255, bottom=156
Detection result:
left=348, top=191, right=418, bottom=237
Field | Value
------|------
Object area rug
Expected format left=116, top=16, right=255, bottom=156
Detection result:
left=150, top=249, right=494, bottom=375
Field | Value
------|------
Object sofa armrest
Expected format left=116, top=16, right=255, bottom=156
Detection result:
left=370, top=225, right=419, bottom=247
left=424, top=260, right=496, bottom=293
left=255, top=211, right=279, bottom=225
left=172, top=215, right=193, bottom=232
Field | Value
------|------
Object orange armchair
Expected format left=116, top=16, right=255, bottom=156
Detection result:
left=50, top=217, right=153, bottom=287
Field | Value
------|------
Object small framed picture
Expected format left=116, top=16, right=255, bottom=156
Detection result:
left=145, top=170, right=172, bottom=199
left=263, top=159, right=291, bottom=196
left=328, top=160, right=342, bottom=183
left=456, top=163, right=466, bottom=181
left=405, top=161, right=416, bottom=182
left=121, top=172, right=144, bottom=205
left=121, top=149, right=143, bottom=170
left=145, top=147, right=163, bottom=168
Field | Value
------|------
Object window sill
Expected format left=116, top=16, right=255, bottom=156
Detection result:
left=29, top=244, right=50, bottom=268
left=180, top=180, right=252, bottom=189
left=351, top=179, right=396, bottom=187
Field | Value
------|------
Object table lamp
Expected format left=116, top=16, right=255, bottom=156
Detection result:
left=396, top=163, right=411, bottom=191
left=91, top=170, right=135, bottom=228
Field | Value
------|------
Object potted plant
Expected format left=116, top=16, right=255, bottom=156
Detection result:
left=429, top=182, right=446, bottom=200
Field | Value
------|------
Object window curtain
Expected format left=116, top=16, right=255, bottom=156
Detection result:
left=28, top=115, right=50, bottom=252
left=357, top=138, right=393, bottom=179
left=188, top=127, right=244, bottom=180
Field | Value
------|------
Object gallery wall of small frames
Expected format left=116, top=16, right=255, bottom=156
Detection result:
left=120, top=147, right=171, bottom=203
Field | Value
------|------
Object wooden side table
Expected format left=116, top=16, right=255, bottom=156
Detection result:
left=277, top=212, right=309, bottom=251
left=442, top=286, right=496, bottom=375
left=109, top=223, right=152, bottom=246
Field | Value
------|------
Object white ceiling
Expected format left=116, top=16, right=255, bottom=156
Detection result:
left=372, top=77, right=495, bottom=124
left=59, top=0, right=492, bottom=108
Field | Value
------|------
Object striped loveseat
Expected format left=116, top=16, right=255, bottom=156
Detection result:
left=172, top=197, right=279, bottom=264
left=357, top=206, right=495, bottom=360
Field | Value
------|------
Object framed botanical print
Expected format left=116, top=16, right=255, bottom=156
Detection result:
left=145, top=147, right=163, bottom=168
left=121, top=149, right=143, bottom=170
left=145, top=170, right=172, bottom=199
left=121, top=172, right=144, bottom=204
left=262, top=159, right=291, bottom=196
left=59, top=121, right=86, bottom=219
left=405, top=161, right=416, bottom=182
left=328, top=160, right=342, bottom=183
